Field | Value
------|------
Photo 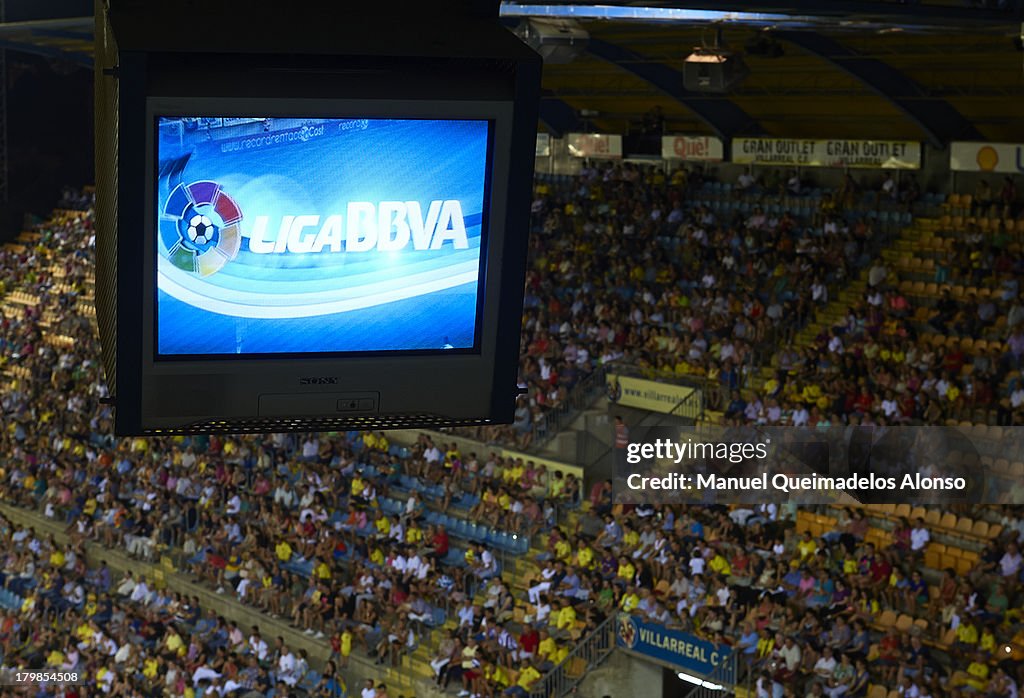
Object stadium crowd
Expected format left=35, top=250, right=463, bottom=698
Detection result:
left=473, top=162, right=891, bottom=448
left=714, top=237, right=1024, bottom=430
left=0, top=177, right=1021, bottom=698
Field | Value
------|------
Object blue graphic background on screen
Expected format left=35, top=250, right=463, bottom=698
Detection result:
left=155, top=117, right=489, bottom=355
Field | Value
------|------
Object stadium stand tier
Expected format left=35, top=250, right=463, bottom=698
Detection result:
left=0, top=181, right=1022, bottom=698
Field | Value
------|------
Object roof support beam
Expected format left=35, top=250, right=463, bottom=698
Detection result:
left=586, top=38, right=762, bottom=140
left=0, top=38, right=91, bottom=66
left=774, top=30, right=981, bottom=147
left=538, top=97, right=579, bottom=137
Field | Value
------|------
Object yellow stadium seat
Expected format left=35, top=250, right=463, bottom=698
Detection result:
left=955, top=517, right=974, bottom=535
left=876, top=610, right=897, bottom=629
left=936, top=628, right=956, bottom=650
left=566, top=657, right=587, bottom=679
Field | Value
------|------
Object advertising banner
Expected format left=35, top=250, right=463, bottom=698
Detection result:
left=661, top=135, right=724, bottom=161
left=732, top=138, right=920, bottom=169
left=536, top=133, right=551, bottom=158
left=950, top=142, right=1024, bottom=173
left=606, top=373, right=696, bottom=414
left=617, top=614, right=733, bottom=679
left=566, top=133, right=623, bottom=159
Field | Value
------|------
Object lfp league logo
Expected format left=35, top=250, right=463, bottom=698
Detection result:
left=159, top=180, right=242, bottom=277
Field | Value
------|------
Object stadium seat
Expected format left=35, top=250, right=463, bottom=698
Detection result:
left=875, top=610, right=897, bottom=630
left=955, top=517, right=974, bottom=536
left=936, top=628, right=957, bottom=650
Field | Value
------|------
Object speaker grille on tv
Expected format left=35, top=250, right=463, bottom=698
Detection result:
left=95, top=8, right=120, bottom=390
left=144, top=414, right=494, bottom=435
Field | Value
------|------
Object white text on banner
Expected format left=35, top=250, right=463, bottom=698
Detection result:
left=567, top=133, right=623, bottom=159
left=732, top=138, right=920, bottom=169
left=661, top=135, right=724, bottom=161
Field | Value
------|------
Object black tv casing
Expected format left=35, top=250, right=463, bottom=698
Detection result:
left=95, top=5, right=541, bottom=435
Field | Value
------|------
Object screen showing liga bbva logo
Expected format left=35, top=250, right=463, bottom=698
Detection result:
left=155, top=117, right=490, bottom=356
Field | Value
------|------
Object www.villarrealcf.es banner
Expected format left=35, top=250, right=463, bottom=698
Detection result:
left=606, top=374, right=696, bottom=415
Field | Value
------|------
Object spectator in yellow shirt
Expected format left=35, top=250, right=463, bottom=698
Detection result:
left=406, top=522, right=423, bottom=544
left=536, top=631, right=557, bottom=661
left=575, top=542, right=595, bottom=571
left=275, top=540, right=293, bottom=562
left=955, top=617, right=979, bottom=648
left=505, top=661, right=543, bottom=697
left=620, top=587, right=640, bottom=612
left=797, top=531, right=818, bottom=561
left=954, top=654, right=990, bottom=691
left=349, top=475, right=365, bottom=498
left=708, top=551, right=732, bottom=577
left=553, top=538, right=572, bottom=562
left=617, top=557, right=636, bottom=583
left=554, top=598, right=576, bottom=632
left=165, top=628, right=185, bottom=657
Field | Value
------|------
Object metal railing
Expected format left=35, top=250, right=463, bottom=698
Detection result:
left=529, top=614, right=617, bottom=698
left=669, top=381, right=706, bottom=423
left=530, top=363, right=610, bottom=451
left=679, top=648, right=749, bottom=698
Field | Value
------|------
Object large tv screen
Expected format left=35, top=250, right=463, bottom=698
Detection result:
left=155, top=116, right=491, bottom=357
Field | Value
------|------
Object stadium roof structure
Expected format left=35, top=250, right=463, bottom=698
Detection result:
left=1, top=0, right=1022, bottom=145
